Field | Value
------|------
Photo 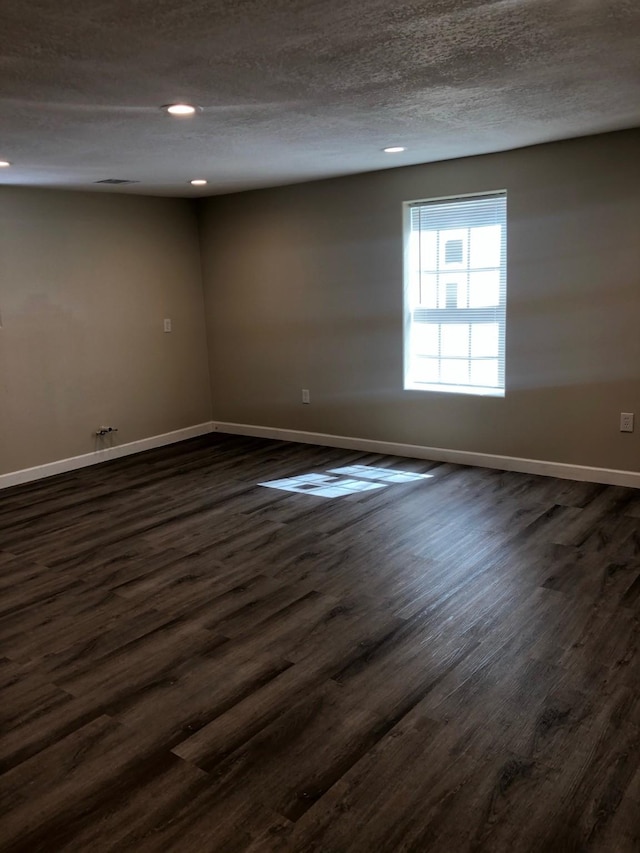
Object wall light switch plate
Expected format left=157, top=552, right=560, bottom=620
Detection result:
left=302, top=389, right=310, bottom=404
left=163, top=319, right=172, bottom=333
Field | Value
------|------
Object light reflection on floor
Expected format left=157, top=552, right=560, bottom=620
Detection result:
left=258, top=465, right=433, bottom=499
left=328, top=465, right=431, bottom=484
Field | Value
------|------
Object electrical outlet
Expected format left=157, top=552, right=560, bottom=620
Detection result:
left=96, top=426, right=118, bottom=437
left=620, top=412, right=634, bottom=433
left=302, top=389, right=310, bottom=404
left=163, top=318, right=172, bottom=333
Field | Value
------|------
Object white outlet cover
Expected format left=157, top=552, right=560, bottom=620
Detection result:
left=620, top=412, right=634, bottom=432
left=163, top=318, right=172, bottom=333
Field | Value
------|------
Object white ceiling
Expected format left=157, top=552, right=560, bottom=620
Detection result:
left=1, top=0, right=639, bottom=197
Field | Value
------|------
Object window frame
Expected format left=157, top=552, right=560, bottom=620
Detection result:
left=403, top=190, right=507, bottom=397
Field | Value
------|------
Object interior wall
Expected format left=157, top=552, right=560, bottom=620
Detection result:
left=0, top=188, right=212, bottom=475
left=199, top=129, right=640, bottom=472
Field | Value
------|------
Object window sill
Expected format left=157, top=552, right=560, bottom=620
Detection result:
left=404, top=381, right=504, bottom=397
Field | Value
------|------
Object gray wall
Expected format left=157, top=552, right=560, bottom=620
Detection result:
left=0, top=189, right=212, bottom=475
left=200, top=130, right=640, bottom=471
left=2, top=130, right=639, bottom=480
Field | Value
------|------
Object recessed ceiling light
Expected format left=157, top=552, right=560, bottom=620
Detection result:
left=95, top=178, right=140, bottom=185
left=0, top=160, right=10, bottom=167
left=162, top=103, right=199, bottom=116
left=383, top=146, right=406, bottom=153
left=190, top=179, right=208, bottom=186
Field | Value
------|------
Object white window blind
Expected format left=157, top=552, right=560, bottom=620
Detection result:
left=404, top=191, right=507, bottom=396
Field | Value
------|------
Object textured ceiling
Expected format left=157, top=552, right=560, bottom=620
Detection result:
left=0, top=0, right=639, bottom=196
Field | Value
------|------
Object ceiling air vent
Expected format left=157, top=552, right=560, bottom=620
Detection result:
left=94, top=179, right=140, bottom=185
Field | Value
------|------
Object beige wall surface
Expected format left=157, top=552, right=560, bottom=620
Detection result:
left=200, top=129, right=640, bottom=472
left=0, top=188, right=212, bottom=475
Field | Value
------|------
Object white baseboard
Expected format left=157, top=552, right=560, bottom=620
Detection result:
left=0, top=423, right=213, bottom=490
left=212, top=421, right=640, bottom=489
left=3, top=419, right=638, bottom=491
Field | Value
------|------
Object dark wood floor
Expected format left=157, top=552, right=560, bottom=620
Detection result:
left=1, top=433, right=640, bottom=852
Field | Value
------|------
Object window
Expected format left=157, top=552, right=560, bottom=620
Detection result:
left=403, top=191, right=507, bottom=396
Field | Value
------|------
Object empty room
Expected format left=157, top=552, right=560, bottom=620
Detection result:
left=1, top=1, right=640, bottom=851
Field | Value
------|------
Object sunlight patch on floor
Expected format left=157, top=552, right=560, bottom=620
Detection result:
left=259, top=465, right=433, bottom=498
left=328, top=465, right=432, bottom=484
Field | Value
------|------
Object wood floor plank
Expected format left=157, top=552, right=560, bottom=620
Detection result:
left=172, top=601, right=408, bottom=771
left=179, top=679, right=406, bottom=822
left=57, top=618, right=227, bottom=696
left=110, top=651, right=295, bottom=754
left=0, top=715, right=218, bottom=852
left=0, top=658, right=107, bottom=775
left=17, top=606, right=185, bottom=683
left=1, top=432, right=640, bottom=851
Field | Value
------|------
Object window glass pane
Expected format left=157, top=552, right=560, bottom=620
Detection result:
left=468, top=271, right=500, bottom=307
left=445, top=239, right=463, bottom=264
left=441, top=359, right=469, bottom=385
left=441, top=324, right=470, bottom=358
left=419, top=231, right=438, bottom=271
left=413, top=357, right=439, bottom=383
left=412, top=322, right=439, bottom=357
left=408, top=274, right=420, bottom=309
left=438, top=229, right=467, bottom=269
left=419, top=273, right=438, bottom=308
left=407, top=232, right=421, bottom=308
left=439, top=274, right=467, bottom=309
left=409, top=231, right=420, bottom=271
left=470, top=359, right=499, bottom=387
left=471, top=323, right=499, bottom=358
left=469, top=224, right=501, bottom=269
